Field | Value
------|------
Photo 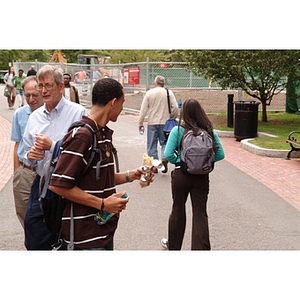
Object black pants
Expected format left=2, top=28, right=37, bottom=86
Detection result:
left=24, top=175, right=58, bottom=250
left=168, top=168, right=211, bottom=250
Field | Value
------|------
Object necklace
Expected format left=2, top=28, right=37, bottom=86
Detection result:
left=88, top=115, right=100, bottom=132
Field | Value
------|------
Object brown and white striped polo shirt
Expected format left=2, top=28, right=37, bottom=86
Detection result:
left=50, top=116, right=118, bottom=249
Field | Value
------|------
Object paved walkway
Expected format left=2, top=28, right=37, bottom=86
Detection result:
left=220, top=137, right=300, bottom=211
left=0, top=114, right=300, bottom=213
left=0, top=116, right=13, bottom=191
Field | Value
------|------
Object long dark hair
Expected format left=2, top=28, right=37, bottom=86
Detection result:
left=8, top=66, right=15, bottom=76
left=179, top=99, right=215, bottom=141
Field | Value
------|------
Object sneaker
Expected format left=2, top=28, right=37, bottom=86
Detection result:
left=161, top=238, right=169, bottom=249
left=161, top=159, right=168, bottom=173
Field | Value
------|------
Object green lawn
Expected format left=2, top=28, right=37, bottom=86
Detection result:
left=211, top=111, right=300, bottom=150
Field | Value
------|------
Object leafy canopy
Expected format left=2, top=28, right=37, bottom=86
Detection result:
left=180, top=50, right=300, bottom=121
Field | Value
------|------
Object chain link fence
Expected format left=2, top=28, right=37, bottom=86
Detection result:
left=13, top=60, right=286, bottom=113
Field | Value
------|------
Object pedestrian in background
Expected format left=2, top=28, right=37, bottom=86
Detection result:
left=26, top=65, right=37, bottom=76
left=13, top=69, right=26, bottom=107
left=22, top=65, right=87, bottom=250
left=3, top=66, right=16, bottom=109
left=11, top=76, right=44, bottom=228
left=162, top=99, right=225, bottom=250
left=92, top=67, right=101, bottom=80
left=75, top=67, right=87, bottom=82
left=63, top=73, right=80, bottom=103
left=138, top=75, right=178, bottom=173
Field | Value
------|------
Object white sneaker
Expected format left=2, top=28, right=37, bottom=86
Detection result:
left=161, top=238, right=169, bottom=249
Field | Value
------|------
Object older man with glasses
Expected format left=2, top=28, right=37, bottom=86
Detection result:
left=22, top=65, right=87, bottom=250
left=11, top=76, right=44, bottom=229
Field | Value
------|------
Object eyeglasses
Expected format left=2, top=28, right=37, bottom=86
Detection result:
left=25, top=93, right=40, bottom=99
left=36, top=83, right=54, bottom=91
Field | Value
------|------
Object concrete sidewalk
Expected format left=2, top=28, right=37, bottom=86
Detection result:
left=0, top=113, right=300, bottom=211
left=1, top=110, right=300, bottom=251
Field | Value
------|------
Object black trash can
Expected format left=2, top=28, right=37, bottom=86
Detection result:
left=234, top=100, right=260, bottom=141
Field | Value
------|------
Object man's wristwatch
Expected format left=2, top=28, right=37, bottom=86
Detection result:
left=125, top=170, right=132, bottom=182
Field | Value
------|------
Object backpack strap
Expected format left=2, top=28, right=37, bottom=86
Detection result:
left=68, top=201, right=74, bottom=250
left=76, top=123, right=98, bottom=184
left=165, top=88, right=171, bottom=115
left=112, top=145, right=120, bottom=173
left=39, top=139, right=62, bottom=200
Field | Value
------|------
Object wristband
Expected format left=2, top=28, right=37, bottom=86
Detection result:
left=100, top=198, right=105, bottom=211
left=125, top=170, right=132, bottom=182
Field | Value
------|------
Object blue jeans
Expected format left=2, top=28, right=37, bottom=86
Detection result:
left=147, top=124, right=167, bottom=160
left=16, top=88, right=24, bottom=96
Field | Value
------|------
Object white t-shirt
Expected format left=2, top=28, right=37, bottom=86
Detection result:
left=64, top=87, right=70, bottom=101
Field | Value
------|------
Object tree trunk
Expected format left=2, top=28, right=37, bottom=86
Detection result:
left=261, top=100, right=268, bottom=122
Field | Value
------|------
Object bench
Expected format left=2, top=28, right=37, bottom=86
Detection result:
left=286, top=131, right=300, bottom=159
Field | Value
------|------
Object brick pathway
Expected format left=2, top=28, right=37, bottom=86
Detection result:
left=220, top=137, right=300, bottom=211
left=0, top=116, right=13, bottom=191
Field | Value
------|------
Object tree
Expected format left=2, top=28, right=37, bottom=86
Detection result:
left=25, top=50, right=52, bottom=62
left=180, top=50, right=300, bottom=122
left=0, top=50, right=25, bottom=69
left=105, top=50, right=172, bottom=63
left=53, top=49, right=174, bottom=63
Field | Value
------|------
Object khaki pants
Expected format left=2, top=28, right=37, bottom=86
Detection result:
left=13, top=166, right=36, bottom=228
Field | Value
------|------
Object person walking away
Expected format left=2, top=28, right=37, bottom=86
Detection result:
left=63, top=73, right=80, bottom=103
left=75, top=67, right=87, bottom=82
left=3, top=66, right=16, bottom=109
left=22, top=65, right=87, bottom=250
left=92, top=67, right=101, bottom=80
left=162, top=99, right=225, bottom=250
left=11, top=76, right=44, bottom=228
left=49, top=78, right=154, bottom=250
left=13, top=69, right=26, bottom=107
left=138, top=75, right=178, bottom=173
left=26, top=65, right=37, bottom=76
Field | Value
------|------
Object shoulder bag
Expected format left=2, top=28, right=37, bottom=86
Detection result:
left=163, top=88, right=178, bottom=139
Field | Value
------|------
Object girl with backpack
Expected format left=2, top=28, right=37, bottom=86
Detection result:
left=162, top=99, right=225, bottom=250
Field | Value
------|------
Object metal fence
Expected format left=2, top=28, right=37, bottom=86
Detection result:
left=13, top=60, right=220, bottom=88
left=13, top=60, right=286, bottom=113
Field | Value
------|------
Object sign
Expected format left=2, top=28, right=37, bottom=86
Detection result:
left=123, top=67, right=140, bottom=85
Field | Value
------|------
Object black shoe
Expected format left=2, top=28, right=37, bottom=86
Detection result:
left=161, top=159, right=168, bottom=173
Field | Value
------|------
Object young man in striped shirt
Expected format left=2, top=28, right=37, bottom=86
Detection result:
left=50, top=78, right=153, bottom=250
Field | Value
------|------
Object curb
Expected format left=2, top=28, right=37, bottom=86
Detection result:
left=215, top=130, right=300, bottom=159
left=240, top=139, right=289, bottom=158
left=122, top=108, right=140, bottom=115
